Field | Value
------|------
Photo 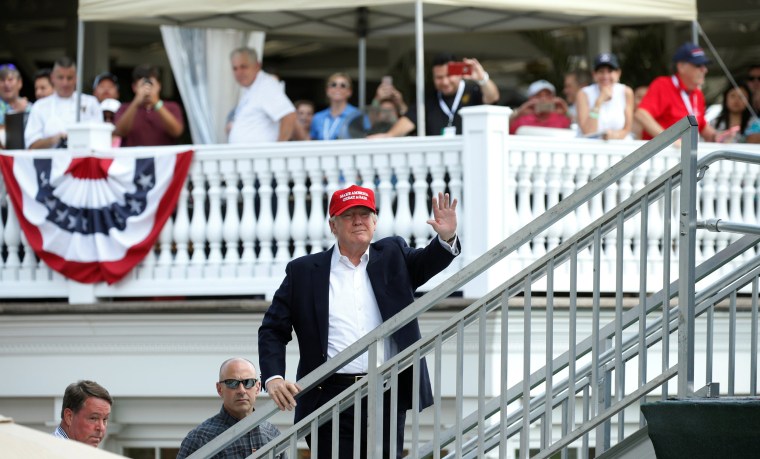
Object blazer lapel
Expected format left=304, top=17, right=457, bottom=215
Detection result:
left=313, top=247, right=333, bottom=357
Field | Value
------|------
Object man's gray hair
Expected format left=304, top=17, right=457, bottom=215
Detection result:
left=230, top=47, right=259, bottom=63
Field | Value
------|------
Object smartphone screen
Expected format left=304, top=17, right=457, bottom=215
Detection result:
left=535, top=102, right=554, bottom=113
left=447, top=62, right=472, bottom=76
left=382, top=76, right=393, bottom=86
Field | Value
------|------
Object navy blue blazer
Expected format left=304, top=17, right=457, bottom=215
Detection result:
left=258, top=235, right=458, bottom=423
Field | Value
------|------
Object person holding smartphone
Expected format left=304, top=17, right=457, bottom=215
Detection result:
left=113, top=64, right=184, bottom=146
left=369, top=53, right=499, bottom=138
left=509, top=79, right=571, bottom=134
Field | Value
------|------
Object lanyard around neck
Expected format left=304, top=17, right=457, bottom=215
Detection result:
left=672, top=75, right=696, bottom=116
left=323, top=112, right=344, bottom=140
left=438, top=80, right=465, bottom=127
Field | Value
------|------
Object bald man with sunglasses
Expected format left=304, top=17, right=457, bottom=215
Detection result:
left=177, top=358, right=285, bottom=459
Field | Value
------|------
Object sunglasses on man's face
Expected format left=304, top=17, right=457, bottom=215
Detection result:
left=219, top=378, right=258, bottom=389
left=329, top=81, right=349, bottom=89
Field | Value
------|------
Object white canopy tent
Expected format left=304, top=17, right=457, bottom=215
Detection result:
left=77, top=0, right=697, bottom=138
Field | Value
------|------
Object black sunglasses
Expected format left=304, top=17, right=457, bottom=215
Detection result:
left=219, top=378, right=258, bottom=389
left=329, top=81, right=349, bottom=89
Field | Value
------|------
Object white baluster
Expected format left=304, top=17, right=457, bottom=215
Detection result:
left=646, top=159, right=664, bottom=291
left=290, top=158, right=308, bottom=259
left=155, top=212, right=173, bottom=279
left=516, top=158, right=533, bottom=260
left=188, top=161, right=207, bottom=277
left=375, top=155, right=394, bottom=240
left=392, top=155, right=412, bottom=244
left=544, top=153, right=562, bottom=255
left=357, top=154, right=375, bottom=192
left=3, top=198, right=21, bottom=280
left=0, top=179, right=5, bottom=274
left=742, top=163, right=758, bottom=261
left=171, top=178, right=191, bottom=278
left=238, top=159, right=257, bottom=275
left=445, top=149, right=463, bottom=270
left=630, top=165, right=647, bottom=259
left=725, top=161, right=743, bottom=246
left=715, top=161, right=741, bottom=252
left=204, top=159, right=223, bottom=278
left=560, top=152, right=579, bottom=244
left=699, top=168, right=716, bottom=260
left=339, top=155, right=358, bottom=186
left=323, top=157, right=340, bottom=249
left=410, top=153, right=430, bottom=247
left=19, top=230, right=36, bottom=281
left=428, top=153, right=446, bottom=198
left=272, top=160, right=291, bottom=275
left=305, top=157, right=325, bottom=254
left=531, top=154, right=547, bottom=257
left=221, top=160, right=241, bottom=277
left=602, top=153, right=618, bottom=280
left=255, top=160, right=274, bottom=277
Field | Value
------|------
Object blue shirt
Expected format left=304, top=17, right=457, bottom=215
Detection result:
left=176, top=406, right=285, bottom=459
left=310, top=104, right=368, bottom=140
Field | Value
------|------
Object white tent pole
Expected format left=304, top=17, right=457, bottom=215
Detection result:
left=415, top=0, right=425, bottom=136
left=359, top=37, right=367, bottom=111
left=691, top=20, right=698, bottom=44
left=76, top=20, right=85, bottom=122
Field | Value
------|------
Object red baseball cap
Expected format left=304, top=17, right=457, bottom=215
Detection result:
left=329, top=185, right=376, bottom=217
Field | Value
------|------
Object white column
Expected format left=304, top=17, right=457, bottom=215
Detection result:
left=256, top=160, right=274, bottom=277
left=392, top=155, right=412, bottom=244
left=188, top=161, right=207, bottom=278
left=221, top=159, right=241, bottom=277
left=305, top=157, right=325, bottom=254
left=374, top=154, right=394, bottom=240
left=410, top=153, right=430, bottom=247
left=290, top=158, right=308, bottom=259
left=171, top=180, right=191, bottom=279
left=238, top=159, right=257, bottom=274
left=272, top=159, right=291, bottom=275
left=459, top=105, right=512, bottom=298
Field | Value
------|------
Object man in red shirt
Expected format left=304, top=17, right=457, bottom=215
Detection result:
left=114, top=65, right=184, bottom=146
left=635, top=42, right=717, bottom=142
left=510, top=79, right=571, bottom=134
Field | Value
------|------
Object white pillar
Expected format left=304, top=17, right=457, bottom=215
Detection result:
left=459, top=105, right=512, bottom=298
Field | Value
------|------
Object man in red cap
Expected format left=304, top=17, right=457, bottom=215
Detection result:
left=635, top=42, right=717, bottom=141
left=259, top=185, right=459, bottom=458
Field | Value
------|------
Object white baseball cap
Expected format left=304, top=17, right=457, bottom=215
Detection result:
left=527, top=79, right=556, bottom=97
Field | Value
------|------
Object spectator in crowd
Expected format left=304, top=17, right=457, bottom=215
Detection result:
left=113, top=64, right=184, bottom=147
left=259, top=185, right=459, bottom=459
left=746, top=64, right=760, bottom=114
left=310, top=73, right=368, bottom=141
left=92, top=72, right=120, bottom=103
left=711, top=83, right=760, bottom=143
left=563, top=69, right=591, bottom=122
left=25, top=57, right=102, bottom=149
left=34, top=68, right=54, bottom=100
left=177, top=358, right=284, bottom=459
left=370, top=53, right=499, bottom=137
left=292, top=99, right=314, bottom=141
left=228, top=47, right=295, bottom=144
left=368, top=97, right=401, bottom=135
left=53, top=380, right=112, bottom=447
left=0, top=64, right=32, bottom=126
left=510, top=79, right=571, bottom=134
left=635, top=42, right=717, bottom=142
left=372, top=75, right=408, bottom=116
left=576, top=53, right=634, bottom=140
left=631, top=85, right=649, bottom=140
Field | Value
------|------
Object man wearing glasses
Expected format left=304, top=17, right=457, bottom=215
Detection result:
left=259, top=185, right=459, bottom=458
left=635, top=42, right=717, bottom=142
left=177, top=358, right=284, bottom=459
left=310, top=73, right=368, bottom=140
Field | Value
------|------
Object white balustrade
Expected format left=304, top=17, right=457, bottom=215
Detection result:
left=1, top=113, right=760, bottom=302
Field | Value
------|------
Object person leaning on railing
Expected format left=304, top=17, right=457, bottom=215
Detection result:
left=258, top=185, right=460, bottom=459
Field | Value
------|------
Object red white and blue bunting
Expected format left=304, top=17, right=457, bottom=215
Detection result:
left=0, top=150, right=193, bottom=284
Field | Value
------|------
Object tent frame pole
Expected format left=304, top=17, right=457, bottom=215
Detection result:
left=415, top=0, right=425, bottom=136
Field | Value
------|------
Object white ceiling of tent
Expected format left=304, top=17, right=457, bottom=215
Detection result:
left=78, top=0, right=697, bottom=37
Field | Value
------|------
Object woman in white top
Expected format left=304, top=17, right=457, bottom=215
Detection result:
left=576, top=53, right=634, bottom=140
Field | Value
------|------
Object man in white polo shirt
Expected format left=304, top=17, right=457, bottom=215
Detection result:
left=227, top=47, right=296, bottom=144
left=25, top=56, right=102, bottom=149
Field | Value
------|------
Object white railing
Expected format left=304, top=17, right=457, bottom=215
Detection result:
left=1, top=107, right=759, bottom=303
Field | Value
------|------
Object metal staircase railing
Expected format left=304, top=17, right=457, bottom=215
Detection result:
left=188, top=116, right=760, bottom=459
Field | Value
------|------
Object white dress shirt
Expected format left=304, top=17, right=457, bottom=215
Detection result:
left=24, top=92, right=102, bottom=147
